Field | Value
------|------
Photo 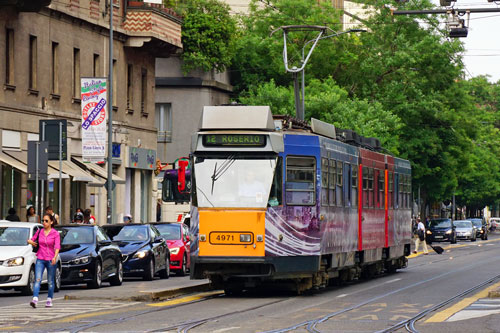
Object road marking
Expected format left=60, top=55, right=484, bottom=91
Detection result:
left=147, top=290, right=223, bottom=307
left=352, top=314, right=378, bottom=321
left=385, top=278, right=401, bottom=284
left=425, top=281, right=500, bottom=322
left=336, top=294, right=348, bottom=298
left=213, top=327, right=241, bottom=332
left=0, top=300, right=139, bottom=325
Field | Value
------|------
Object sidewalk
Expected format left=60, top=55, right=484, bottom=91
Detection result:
left=63, top=276, right=212, bottom=302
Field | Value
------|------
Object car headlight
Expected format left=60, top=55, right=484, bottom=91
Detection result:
left=133, top=251, right=148, bottom=259
left=4, top=257, right=24, bottom=267
left=426, top=230, right=432, bottom=235
left=169, top=247, right=180, bottom=255
left=70, top=256, right=90, bottom=265
left=445, top=230, right=452, bottom=234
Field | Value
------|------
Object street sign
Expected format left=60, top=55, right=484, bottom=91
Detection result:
left=104, top=180, right=116, bottom=191
left=27, top=141, right=48, bottom=180
left=39, top=119, right=67, bottom=160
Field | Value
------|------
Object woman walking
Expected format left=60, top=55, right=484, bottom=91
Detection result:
left=27, top=214, right=60, bottom=308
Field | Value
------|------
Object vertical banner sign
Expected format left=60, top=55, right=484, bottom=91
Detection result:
left=81, top=78, right=107, bottom=162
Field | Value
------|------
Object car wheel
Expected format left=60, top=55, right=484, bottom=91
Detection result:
left=143, top=258, right=154, bottom=281
left=159, top=256, right=170, bottom=279
left=21, top=266, right=35, bottom=296
left=110, top=260, right=123, bottom=286
left=178, top=254, right=188, bottom=276
left=54, top=265, right=62, bottom=292
left=88, top=261, right=102, bottom=289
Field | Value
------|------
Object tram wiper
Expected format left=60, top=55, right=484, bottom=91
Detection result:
left=210, top=154, right=237, bottom=194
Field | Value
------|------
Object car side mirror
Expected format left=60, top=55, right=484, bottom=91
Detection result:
left=99, top=239, right=112, bottom=247
left=153, top=236, right=164, bottom=244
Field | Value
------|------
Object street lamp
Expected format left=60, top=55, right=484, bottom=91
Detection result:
left=107, top=0, right=114, bottom=224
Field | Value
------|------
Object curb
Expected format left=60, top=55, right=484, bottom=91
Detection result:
left=64, top=282, right=213, bottom=302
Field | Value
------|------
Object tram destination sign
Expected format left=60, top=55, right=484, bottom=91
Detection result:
left=203, top=134, right=266, bottom=147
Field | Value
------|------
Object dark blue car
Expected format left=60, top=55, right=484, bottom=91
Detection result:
left=56, top=225, right=123, bottom=288
left=426, top=218, right=457, bottom=244
left=102, top=223, right=170, bottom=280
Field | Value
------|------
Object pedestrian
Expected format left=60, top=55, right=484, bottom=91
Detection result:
left=27, top=213, right=60, bottom=308
left=156, top=199, right=162, bottom=222
left=26, top=206, right=39, bottom=223
left=5, top=207, right=21, bottom=221
left=414, top=218, right=429, bottom=255
left=123, top=214, right=132, bottom=224
left=45, top=206, right=59, bottom=226
left=83, top=209, right=95, bottom=224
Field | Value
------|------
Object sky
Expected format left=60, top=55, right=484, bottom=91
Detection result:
left=439, top=0, right=500, bottom=82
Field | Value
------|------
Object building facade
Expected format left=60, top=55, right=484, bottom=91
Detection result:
left=0, top=0, right=181, bottom=224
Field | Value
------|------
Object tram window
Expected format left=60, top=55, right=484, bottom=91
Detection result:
left=329, top=159, right=335, bottom=206
left=351, top=166, right=357, bottom=207
left=321, top=158, right=329, bottom=206
left=268, top=157, right=283, bottom=207
left=285, top=156, right=316, bottom=206
left=388, top=172, right=393, bottom=208
left=362, top=167, right=368, bottom=208
left=336, top=161, right=343, bottom=206
left=378, top=170, right=385, bottom=209
left=398, top=173, right=404, bottom=209
left=368, top=168, right=374, bottom=208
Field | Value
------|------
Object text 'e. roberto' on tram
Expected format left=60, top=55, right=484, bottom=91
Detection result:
left=189, top=105, right=412, bottom=294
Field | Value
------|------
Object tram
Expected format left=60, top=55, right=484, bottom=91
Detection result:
left=189, top=106, right=412, bottom=293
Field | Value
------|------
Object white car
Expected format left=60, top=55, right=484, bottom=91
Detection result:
left=0, top=221, right=62, bottom=295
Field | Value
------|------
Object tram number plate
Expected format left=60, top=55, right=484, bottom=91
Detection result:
left=209, top=232, right=252, bottom=245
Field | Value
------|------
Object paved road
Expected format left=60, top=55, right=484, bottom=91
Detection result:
left=1, top=234, right=500, bottom=332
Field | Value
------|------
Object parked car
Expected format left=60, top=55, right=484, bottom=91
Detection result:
left=102, top=223, right=170, bottom=280
left=0, top=221, right=62, bottom=295
left=151, top=222, right=191, bottom=276
left=56, top=224, right=123, bottom=288
left=454, top=220, right=476, bottom=242
left=468, top=218, right=488, bottom=240
left=426, top=218, right=457, bottom=244
left=490, top=217, right=500, bottom=231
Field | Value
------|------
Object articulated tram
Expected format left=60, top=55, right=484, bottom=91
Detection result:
left=189, top=106, right=412, bottom=293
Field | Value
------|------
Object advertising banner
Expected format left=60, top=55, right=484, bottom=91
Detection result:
left=81, top=78, right=107, bottom=162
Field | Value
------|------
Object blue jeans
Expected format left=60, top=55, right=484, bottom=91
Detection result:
left=33, top=259, right=56, bottom=299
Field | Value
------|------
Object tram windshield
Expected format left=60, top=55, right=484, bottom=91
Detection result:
left=194, top=155, right=277, bottom=208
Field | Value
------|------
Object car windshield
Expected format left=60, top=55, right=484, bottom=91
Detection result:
left=429, top=219, right=452, bottom=228
left=454, top=221, right=472, bottom=228
left=107, top=226, right=149, bottom=241
left=59, top=227, right=94, bottom=245
left=469, top=220, right=482, bottom=227
left=154, top=224, right=181, bottom=240
left=0, top=227, right=30, bottom=246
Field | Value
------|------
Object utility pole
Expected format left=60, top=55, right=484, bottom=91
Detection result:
left=107, top=0, right=114, bottom=224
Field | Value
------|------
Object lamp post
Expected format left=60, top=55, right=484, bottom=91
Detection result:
left=107, top=0, right=114, bottom=224
left=299, top=29, right=366, bottom=118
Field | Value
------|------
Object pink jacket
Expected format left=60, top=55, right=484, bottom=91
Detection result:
left=31, top=228, right=61, bottom=261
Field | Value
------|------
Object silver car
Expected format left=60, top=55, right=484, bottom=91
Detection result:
left=454, top=220, right=476, bottom=242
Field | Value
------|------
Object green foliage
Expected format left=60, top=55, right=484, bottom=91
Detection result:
left=175, top=0, right=237, bottom=74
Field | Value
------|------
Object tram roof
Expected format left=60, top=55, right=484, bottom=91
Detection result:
left=200, top=106, right=275, bottom=131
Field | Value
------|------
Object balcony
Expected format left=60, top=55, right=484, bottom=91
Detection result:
left=123, top=1, right=182, bottom=53
left=0, top=0, right=51, bottom=12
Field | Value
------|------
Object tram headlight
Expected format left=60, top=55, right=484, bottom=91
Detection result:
left=240, top=234, right=251, bottom=243
left=200, top=234, right=206, bottom=242
left=256, top=235, right=263, bottom=242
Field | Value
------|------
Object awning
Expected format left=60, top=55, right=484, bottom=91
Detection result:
left=0, top=150, right=27, bottom=173
left=4, top=150, right=101, bottom=184
left=72, top=157, right=125, bottom=184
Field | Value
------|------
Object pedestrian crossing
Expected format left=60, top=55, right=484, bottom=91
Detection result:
left=0, top=299, right=139, bottom=327
left=447, top=298, right=500, bottom=322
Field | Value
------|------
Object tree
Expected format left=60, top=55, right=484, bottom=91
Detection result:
left=174, top=0, right=237, bottom=74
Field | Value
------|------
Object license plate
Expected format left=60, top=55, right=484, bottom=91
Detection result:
left=209, top=232, right=253, bottom=245
left=435, top=236, right=443, bottom=239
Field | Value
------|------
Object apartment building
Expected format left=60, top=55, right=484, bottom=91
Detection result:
left=0, top=0, right=182, bottom=224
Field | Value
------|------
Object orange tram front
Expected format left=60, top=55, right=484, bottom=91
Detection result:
left=189, top=106, right=412, bottom=293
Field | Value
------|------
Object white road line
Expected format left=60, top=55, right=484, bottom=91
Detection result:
left=385, top=278, right=402, bottom=284
left=337, top=294, right=348, bottom=298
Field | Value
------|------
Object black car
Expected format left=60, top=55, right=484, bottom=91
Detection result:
left=468, top=218, right=488, bottom=240
left=56, top=225, right=123, bottom=289
left=426, top=218, right=457, bottom=244
left=102, top=223, right=170, bottom=280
